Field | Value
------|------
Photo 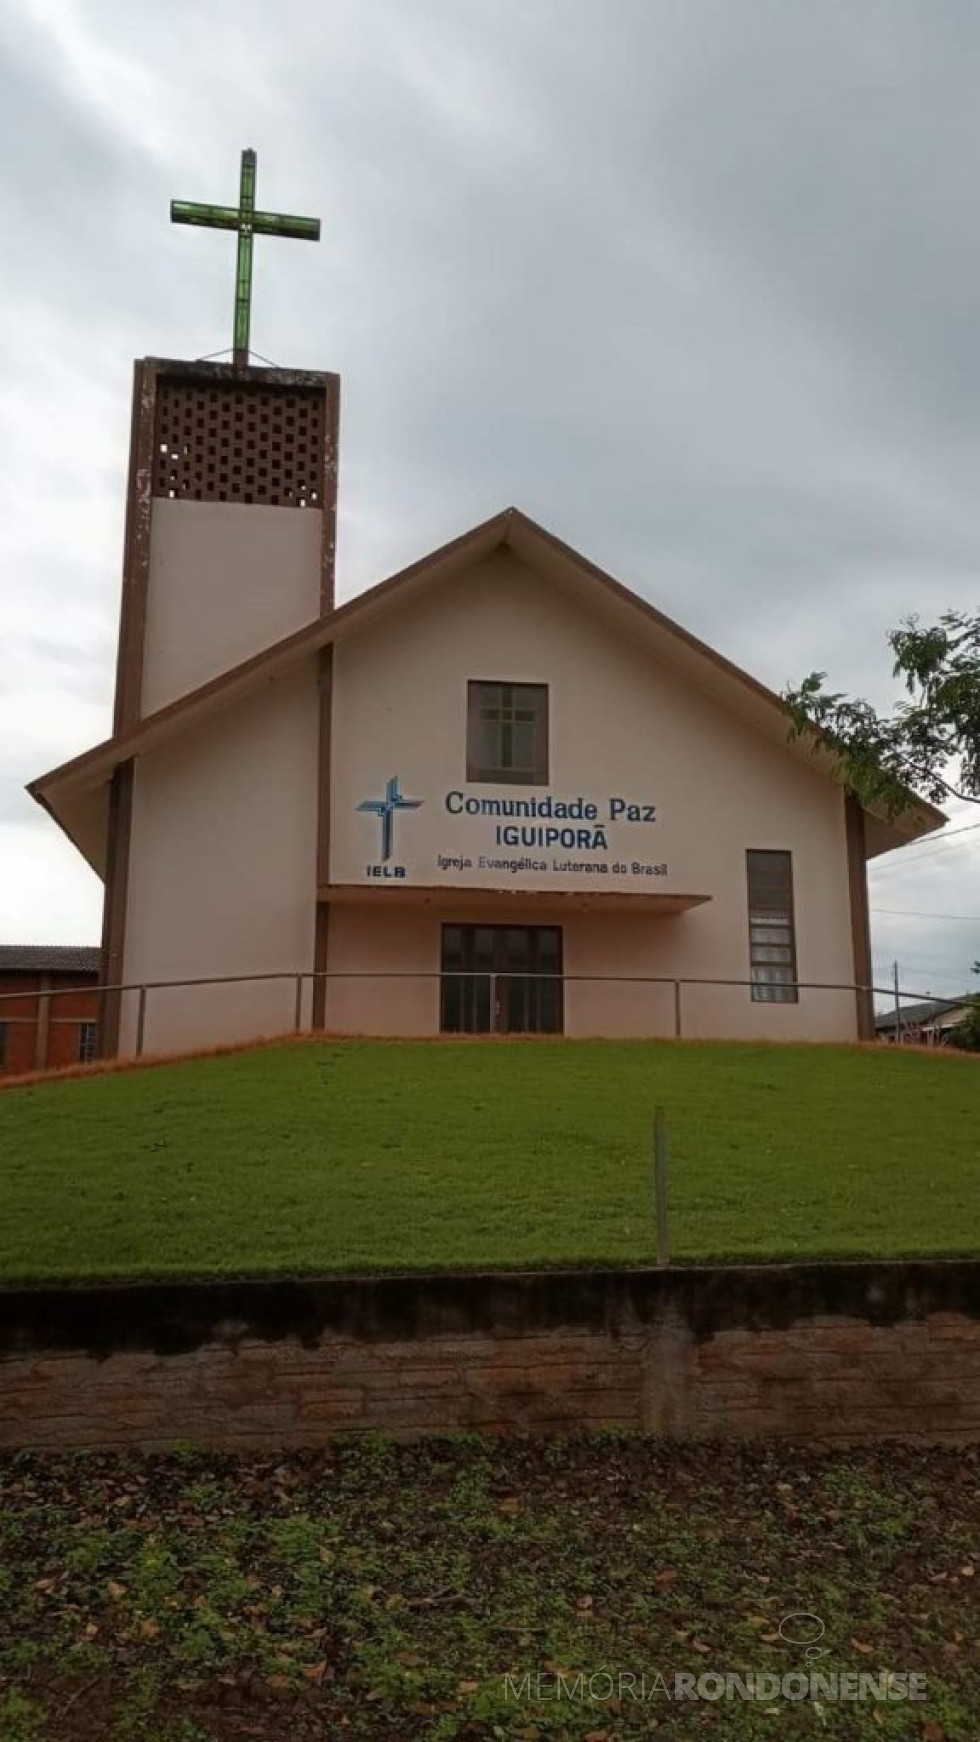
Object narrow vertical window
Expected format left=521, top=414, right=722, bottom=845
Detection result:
left=77, top=1021, right=98, bottom=1064
left=746, top=850, right=798, bottom=1003
left=467, top=682, right=548, bottom=784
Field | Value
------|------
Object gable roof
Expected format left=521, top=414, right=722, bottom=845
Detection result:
left=29, top=506, right=946, bottom=875
left=0, top=944, right=101, bottom=976
left=875, top=995, right=975, bottom=1032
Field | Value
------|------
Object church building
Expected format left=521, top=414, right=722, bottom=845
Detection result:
left=28, top=354, right=944, bottom=1057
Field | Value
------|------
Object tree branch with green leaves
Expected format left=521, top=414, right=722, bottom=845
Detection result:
left=784, top=609, right=980, bottom=817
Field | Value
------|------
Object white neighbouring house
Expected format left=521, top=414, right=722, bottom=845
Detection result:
left=29, top=358, right=944, bottom=1056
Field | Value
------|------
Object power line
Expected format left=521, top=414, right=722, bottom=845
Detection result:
left=888, top=821, right=980, bottom=862
left=871, top=908, right=980, bottom=922
left=875, top=820, right=980, bottom=872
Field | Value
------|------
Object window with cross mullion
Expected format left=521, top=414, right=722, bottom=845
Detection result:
left=467, top=681, right=549, bottom=784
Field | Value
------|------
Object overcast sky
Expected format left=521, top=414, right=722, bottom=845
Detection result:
left=1, top=0, right=978, bottom=1000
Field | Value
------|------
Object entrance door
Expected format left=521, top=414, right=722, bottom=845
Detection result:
left=440, top=925, right=563, bottom=1034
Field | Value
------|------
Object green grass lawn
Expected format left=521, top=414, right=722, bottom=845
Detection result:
left=0, top=1038, right=977, bottom=1283
left=1, top=1438, right=978, bottom=1739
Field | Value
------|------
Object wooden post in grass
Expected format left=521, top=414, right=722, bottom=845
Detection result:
left=654, top=1104, right=670, bottom=1266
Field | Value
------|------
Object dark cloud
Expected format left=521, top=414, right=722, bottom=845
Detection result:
left=656, top=2, right=980, bottom=433
left=1, top=0, right=977, bottom=987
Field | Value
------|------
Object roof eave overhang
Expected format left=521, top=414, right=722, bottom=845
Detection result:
left=319, top=882, right=712, bottom=915
left=28, top=504, right=948, bottom=861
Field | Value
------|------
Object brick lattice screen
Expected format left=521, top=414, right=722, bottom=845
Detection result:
left=152, top=380, right=325, bottom=508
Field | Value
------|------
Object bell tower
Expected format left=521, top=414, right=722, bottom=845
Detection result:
left=112, top=357, right=338, bottom=732
left=100, top=152, right=338, bottom=1054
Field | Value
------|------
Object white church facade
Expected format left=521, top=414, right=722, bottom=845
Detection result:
left=30, top=358, right=943, bottom=1057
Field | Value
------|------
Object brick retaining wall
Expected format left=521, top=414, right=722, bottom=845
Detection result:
left=1, top=1262, right=979, bottom=1449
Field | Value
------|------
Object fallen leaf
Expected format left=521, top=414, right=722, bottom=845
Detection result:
left=107, top=1581, right=127, bottom=1601
left=692, top=1639, right=711, bottom=1654
left=851, top=1639, right=874, bottom=1655
left=302, top=1662, right=327, bottom=1684
left=458, top=1679, right=479, bottom=1694
left=654, top=1568, right=678, bottom=1588
left=923, top=1724, right=945, bottom=1742
left=138, top=1619, right=160, bottom=1640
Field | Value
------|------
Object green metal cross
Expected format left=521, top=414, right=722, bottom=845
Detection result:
left=171, top=149, right=320, bottom=368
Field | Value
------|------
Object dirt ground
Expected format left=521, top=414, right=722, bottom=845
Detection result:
left=0, top=1437, right=976, bottom=1739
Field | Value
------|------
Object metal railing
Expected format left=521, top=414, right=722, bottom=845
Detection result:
left=0, top=968, right=974, bottom=1072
